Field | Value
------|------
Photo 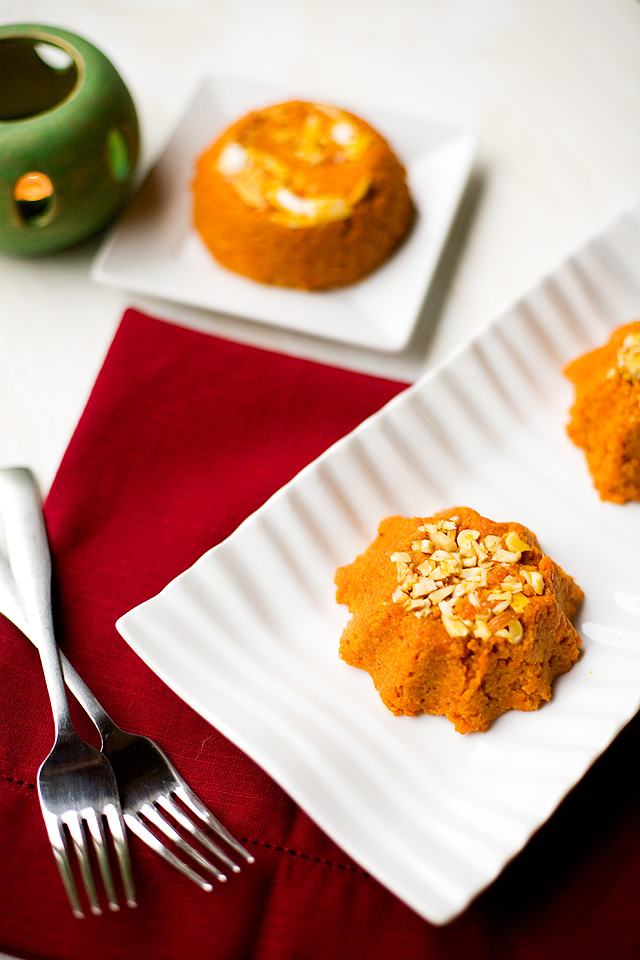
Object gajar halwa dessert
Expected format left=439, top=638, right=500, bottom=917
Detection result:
left=565, top=321, right=640, bottom=503
left=335, top=508, right=583, bottom=734
left=192, top=100, right=415, bottom=290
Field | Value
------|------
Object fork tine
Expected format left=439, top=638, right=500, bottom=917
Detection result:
left=65, top=812, right=102, bottom=916
left=157, top=795, right=240, bottom=873
left=124, top=812, right=214, bottom=891
left=103, top=803, right=137, bottom=909
left=139, top=801, right=228, bottom=881
left=174, top=784, right=255, bottom=864
left=42, top=812, right=85, bottom=919
left=83, top=808, right=119, bottom=912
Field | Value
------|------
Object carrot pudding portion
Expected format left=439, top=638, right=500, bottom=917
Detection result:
left=565, top=321, right=640, bottom=503
left=335, top=508, right=583, bottom=734
left=192, top=100, right=415, bottom=290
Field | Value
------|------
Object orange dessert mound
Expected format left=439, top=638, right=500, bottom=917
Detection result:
left=335, top=508, right=583, bottom=734
left=192, top=100, right=415, bottom=290
left=565, top=321, right=640, bottom=503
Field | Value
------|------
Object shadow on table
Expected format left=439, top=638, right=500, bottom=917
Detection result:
left=405, top=165, right=487, bottom=362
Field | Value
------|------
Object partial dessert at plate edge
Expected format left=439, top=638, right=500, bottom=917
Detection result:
left=565, top=321, right=640, bottom=503
left=192, top=100, right=415, bottom=290
left=335, top=507, right=583, bottom=734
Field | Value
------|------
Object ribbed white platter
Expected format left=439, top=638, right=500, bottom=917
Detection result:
left=118, top=201, right=640, bottom=925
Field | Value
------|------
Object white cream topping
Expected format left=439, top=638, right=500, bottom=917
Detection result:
left=273, top=187, right=318, bottom=218
left=330, top=121, right=357, bottom=145
left=217, top=142, right=248, bottom=176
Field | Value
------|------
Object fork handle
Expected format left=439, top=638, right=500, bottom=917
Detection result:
left=0, top=486, right=116, bottom=742
left=0, top=468, right=75, bottom=738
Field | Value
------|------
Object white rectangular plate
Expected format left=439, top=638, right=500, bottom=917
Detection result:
left=92, top=74, right=476, bottom=352
left=117, top=202, right=640, bottom=924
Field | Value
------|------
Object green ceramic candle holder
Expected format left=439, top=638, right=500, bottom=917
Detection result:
left=0, top=23, right=140, bottom=255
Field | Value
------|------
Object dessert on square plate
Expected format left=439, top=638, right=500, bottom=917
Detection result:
left=192, top=100, right=415, bottom=290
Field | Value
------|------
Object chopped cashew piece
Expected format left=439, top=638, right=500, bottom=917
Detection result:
left=390, top=516, right=548, bottom=644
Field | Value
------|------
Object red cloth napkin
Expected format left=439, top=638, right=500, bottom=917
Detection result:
left=1, top=307, right=639, bottom=960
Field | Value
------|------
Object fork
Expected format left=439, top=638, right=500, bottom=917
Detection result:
left=0, top=470, right=254, bottom=895
left=0, top=467, right=136, bottom=918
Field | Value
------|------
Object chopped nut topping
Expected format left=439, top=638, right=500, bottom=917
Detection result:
left=510, top=592, right=530, bottom=613
left=390, top=552, right=411, bottom=563
left=473, top=619, right=492, bottom=641
left=507, top=619, right=524, bottom=644
left=429, top=584, right=455, bottom=604
left=442, top=615, right=470, bottom=638
left=488, top=609, right=516, bottom=633
left=609, top=332, right=640, bottom=383
left=390, top=516, right=543, bottom=644
left=522, top=569, right=544, bottom=594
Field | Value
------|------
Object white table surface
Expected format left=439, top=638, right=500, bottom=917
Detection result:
left=2, top=0, right=640, bottom=497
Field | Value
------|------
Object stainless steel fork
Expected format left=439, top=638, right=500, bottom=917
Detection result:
left=0, top=470, right=254, bottom=894
left=0, top=467, right=136, bottom=918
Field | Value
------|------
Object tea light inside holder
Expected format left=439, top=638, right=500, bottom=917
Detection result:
left=0, top=23, right=140, bottom=255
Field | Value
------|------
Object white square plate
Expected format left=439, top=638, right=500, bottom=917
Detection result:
left=92, top=75, right=476, bottom=352
left=117, top=202, right=640, bottom=924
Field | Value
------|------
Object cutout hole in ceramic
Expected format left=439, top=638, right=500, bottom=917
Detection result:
left=13, top=172, right=56, bottom=227
left=33, top=41, right=73, bottom=72
left=108, top=128, right=130, bottom=182
left=0, top=36, right=80, bottom=121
